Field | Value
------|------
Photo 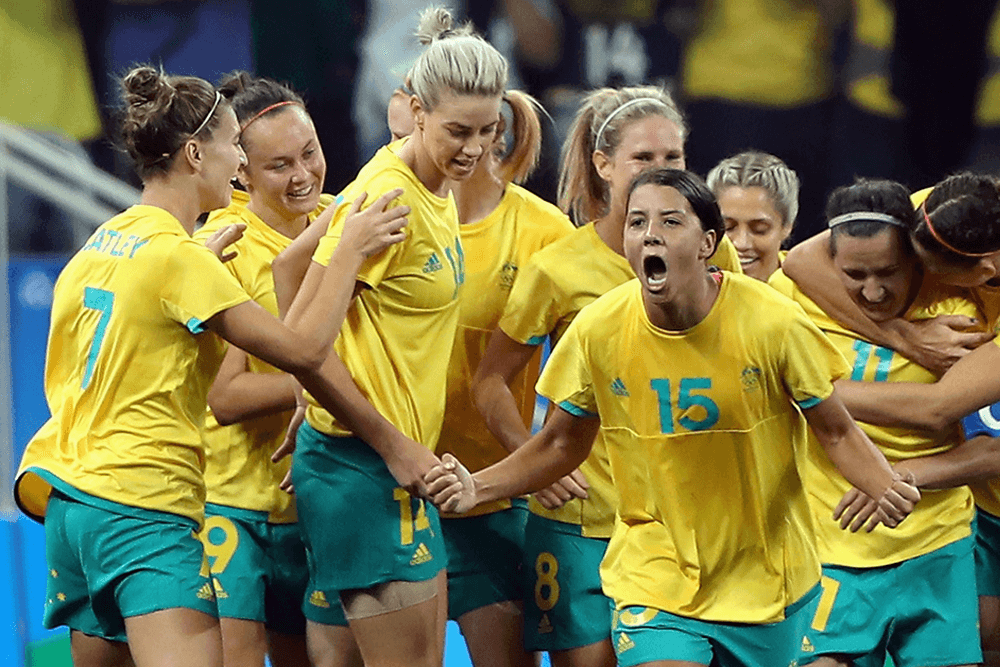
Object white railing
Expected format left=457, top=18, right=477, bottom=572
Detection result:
left=0, top=122, right=140, bottom=515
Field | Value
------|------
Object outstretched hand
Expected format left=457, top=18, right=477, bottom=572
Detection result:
left=424, top=453, right=477, bottom=514
left=204, top=223, right=246, bottom=262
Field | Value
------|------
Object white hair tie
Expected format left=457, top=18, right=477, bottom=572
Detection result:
left=827, top=211, right=907, bottom=229
left=594, top=97, right=663, bottom=149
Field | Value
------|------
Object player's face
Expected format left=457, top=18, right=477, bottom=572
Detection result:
left=833, top=228, right=918, bottom=321
left=596, top=115, right=685, bottom=211
left=912, top=237, right=1000, bottom=287
left=240, top=106, right=326, bottom=221
left=624, top=183, right=716, bottom=308
left=197, top=106, right=245, bottom=211
left=417, top=90, right=501, bottom=182
left=717, top=185, right=790, bottom=281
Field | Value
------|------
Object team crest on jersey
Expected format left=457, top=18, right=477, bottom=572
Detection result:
left=423, top=252, right=444, bottom=273
left=499, top=261, right=518, bottom=289
left=741, top=366, right=762, bottom=391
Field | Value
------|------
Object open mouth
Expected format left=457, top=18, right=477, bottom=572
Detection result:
left=738, top=255, right=758, bottom=267
left=643, top=255, right=668, bottom=289
left=287, top=184, right=315, bottom=200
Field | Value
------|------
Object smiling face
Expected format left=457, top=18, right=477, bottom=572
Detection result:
left=833, top=227, right=919, bottom=321
left=624, top=183, right=716, bottom=324
left=196, top=105, right=245, bottom=211
left=717, top=185, right=789, bottom=281
left=595, top=115, right=685, bottom=214
left=415, top=90, right=502, bottom=183
left=239, top=106, right=326, bottom=224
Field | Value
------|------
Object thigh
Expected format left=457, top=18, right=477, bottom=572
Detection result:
left=443, top=503, right=528, bottom=620
left=70, top=630, right=135, bottom=667
left=457, top=601, right=535, bottom=667
left=305, top=621, right=363, bottom=667
left=346, top=571, right=447, bottom=667
left=522, top=515, right=611, bottom=653
left=125, top=607, right=222, bottom=667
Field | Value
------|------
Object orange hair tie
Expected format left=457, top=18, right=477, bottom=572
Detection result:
left=239, top=101, right=301, bottom=134
left=920, top=202, right=996, bottom=258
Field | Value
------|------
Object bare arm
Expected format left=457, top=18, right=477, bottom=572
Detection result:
left=272, top=202, right=337, bottom=316
left=836, top=342, right=1000, bottom=431
left=472, top=329, right=539, bottom=453
left=207, top=345, right=297, bottom=425
left=426, top=407, right=599, bottom=513
left=783, top=233, right=987, bottom=373
left=803, top=391, right=920, bottom=526
left=895, top=434, right=1000, bottom=489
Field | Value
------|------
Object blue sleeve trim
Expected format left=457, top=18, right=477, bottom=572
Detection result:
left=185, top=317, right=206, bottom=334
left=558, top=401, right=598, bottom=419
left=525, top=335, right=546, bottom=346
left=797, top=396, right=823, bottom=410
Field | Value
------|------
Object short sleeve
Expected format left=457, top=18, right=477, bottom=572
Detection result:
left=499, top=253, right=563, bottom=346
left=709, top=234, right=742, bottom=274
left=778, top=305, right=851, bottom=409
left=536, top=315, right=598, bottom=418
left=161, top=240, right=251, bottom=333
left=312, top=190, right=404, bottom=289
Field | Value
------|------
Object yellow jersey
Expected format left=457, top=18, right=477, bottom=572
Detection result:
left=437, top=184, right=573, bottom=517
left=682, top=0, right=832, bottom=107
left=16, top=205, right=251, bottom=527
left=193, top=190, right=338, bottom=523
left=307, top=140, right=463, bottom=450
left=538, top=273, right=849, bottom=622
left=499, top=224, right=740, bottom=537
left=770, top=269, right=976, bottom=567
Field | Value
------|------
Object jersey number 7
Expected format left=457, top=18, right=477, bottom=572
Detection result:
left=81, top=287, right=114, bottom=389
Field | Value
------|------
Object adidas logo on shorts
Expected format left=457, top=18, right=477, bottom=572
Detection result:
left=196, top=582, right=216, bottom=601
left=616, top=632, right=635, bottom=654
left=410, top=542, right=433, bottom=565
left=537, top=613, right=553, bottom=634
left=423, top=253, right=444, bottom=273
left=610, top=377, right=629, bottom=397
left=800, top=636, right=815, bottom=653
left=309, top=590, right=331, bottom=608
left=213, top=580, right=228, bottom=600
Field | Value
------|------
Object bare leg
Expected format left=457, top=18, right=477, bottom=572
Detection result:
left=215, top=617, right=268, bottom=667
left=982, top=595, right=1000, bottom=667
left=305, top=621, right=364, bottom=667
left=267, top=628, right=312, bottom=667
left=347, top=571, right=448, bottom=667
left=124, top=608, right=223, bottom=667
left=70, top=630, right=135, bottom=667
left=457, top=601, right=535, bottom=667
left=807, top=657, right=852, bottom=667
left=549, top=638, right=616, bottom=667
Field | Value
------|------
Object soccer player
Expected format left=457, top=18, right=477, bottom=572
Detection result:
left=430, top=167, right=919, bottom=667
left=707, top=151, right=799, bottom=281
left=770, top=178, right=982, bottom=667
left=472, top=87, right=741, bottom=667
left=13, top=66, right=406, bottom=667
left=191, top=73, right=359, bottom=667
left=436, top=90, right=574, bottom=667
left=277, top=9, right=508, bottom=667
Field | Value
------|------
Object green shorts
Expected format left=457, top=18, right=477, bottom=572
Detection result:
left=442, top=499, right=528, bottom=620
left=612, top=585, right=820, bottom=667
left=975, top=508, right=1000, bottom=598
left=43, top=489, right=217, bottom=642
left=803, top=536, right=981, bottom=667
left=522, top=514, right=611, bottom=652
left=198, top=505, right=308, bottom=635
left=292, top=422, right=444, bottom=625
